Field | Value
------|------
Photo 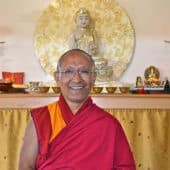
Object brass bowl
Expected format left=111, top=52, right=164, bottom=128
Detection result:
left=92, top=87, right=103, bottom=94
left=0, top=82, right=13, bottom=92
left=106, top=87, right=117, bottom=94
left=52, top=86, right=61, bottom=93
left=119, top=86, right=130, bottom=94
left=38, top=86, right=50, bottom=93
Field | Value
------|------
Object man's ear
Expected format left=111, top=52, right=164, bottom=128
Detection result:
left=54, top=71, right=60, bottom=83
left=92, top=72, right=96, bottom=86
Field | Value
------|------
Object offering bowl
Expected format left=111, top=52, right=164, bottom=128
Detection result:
left=119, top=86, right=130, bottom=94
left=52, top=86, right=61, bottom=93
left=106, top=87, right=117, bottom=94
left=38, top=86, right=50, bottom=93
left=92, top=87, right=103, bottom=94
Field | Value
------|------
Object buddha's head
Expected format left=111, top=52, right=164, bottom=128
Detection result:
left=75, top=8, right=91, bottom=28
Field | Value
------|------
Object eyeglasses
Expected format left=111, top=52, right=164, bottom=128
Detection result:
left=58, top=68, right=94, bottom=79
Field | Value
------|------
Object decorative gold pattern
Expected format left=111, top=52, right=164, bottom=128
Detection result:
left=34, top=0, right=135, bottom=81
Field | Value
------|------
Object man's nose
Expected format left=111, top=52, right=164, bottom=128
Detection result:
left=71, top=71, right=82, bottom=81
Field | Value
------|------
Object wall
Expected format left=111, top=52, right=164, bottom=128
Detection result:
left=0, top=0, right=170, bottom=85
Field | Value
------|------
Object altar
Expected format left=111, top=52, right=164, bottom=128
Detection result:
left=0, top=93, right=170, bottom=170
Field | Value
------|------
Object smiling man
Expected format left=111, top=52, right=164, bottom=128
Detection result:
left=19, top=49, right=136, bottom=170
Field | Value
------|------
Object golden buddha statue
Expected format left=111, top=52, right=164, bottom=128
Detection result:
left=68, top=7, right=97, bottom=52
left=69, top=8, right=114, bottom=84
left=144, top=66, right=160, bottom=87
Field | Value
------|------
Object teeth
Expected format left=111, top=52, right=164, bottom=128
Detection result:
left=71, top=86, right=83, bottom=90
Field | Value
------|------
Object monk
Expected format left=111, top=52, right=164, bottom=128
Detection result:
left=19, top=49, right=136, bottom=170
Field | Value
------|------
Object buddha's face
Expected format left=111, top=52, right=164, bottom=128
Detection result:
left=76, top=13, right=90, bottom=28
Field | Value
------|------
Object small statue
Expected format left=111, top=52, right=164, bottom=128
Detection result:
left=144, top=66, right=160, bottom=87
left=136, top=76, right=144, bottom=88
left=164, top=78, right=170, bottom=90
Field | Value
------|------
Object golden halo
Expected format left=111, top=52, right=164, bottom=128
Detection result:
left=34, top=0, right=135, bottom=81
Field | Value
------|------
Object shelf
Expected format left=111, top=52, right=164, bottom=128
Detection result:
left=0, top=93, right=170, bottom=109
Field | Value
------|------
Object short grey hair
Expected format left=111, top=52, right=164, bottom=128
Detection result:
left=57, top=49, right=95, bottom=71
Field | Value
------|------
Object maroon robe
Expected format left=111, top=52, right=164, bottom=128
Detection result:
left=31, top=95, right=136, bottom=170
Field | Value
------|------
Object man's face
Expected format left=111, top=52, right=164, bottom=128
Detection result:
left=55, top=52, right=96, bottom=104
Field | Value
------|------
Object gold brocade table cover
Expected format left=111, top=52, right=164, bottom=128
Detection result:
left=0, top=108, right=169, bottom=170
